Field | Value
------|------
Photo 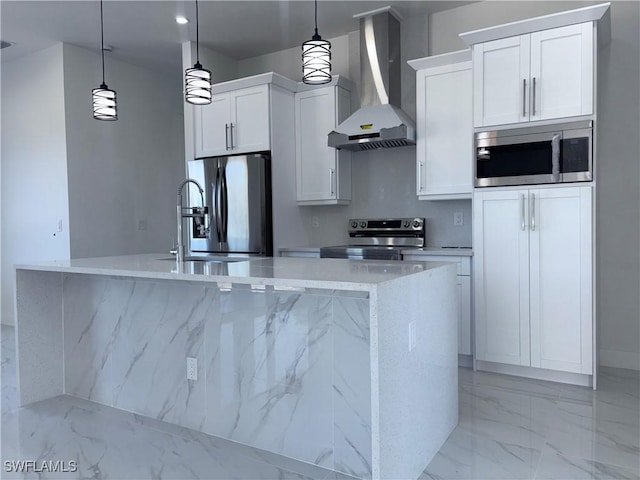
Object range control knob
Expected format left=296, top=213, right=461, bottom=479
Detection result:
left=360, top=221, right=367, bottom=228
left=413, top=219, right=422, bottom=228
left=403, top=220, right=410, bottom=228
left=351, top=221, right=358, bottom=229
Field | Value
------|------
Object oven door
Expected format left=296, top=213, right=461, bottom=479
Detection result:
left=475, top=121, right=592, bottom=187
left=320, top=246, right=402, bottom=260
left=475, top=130, right=561, bottom=187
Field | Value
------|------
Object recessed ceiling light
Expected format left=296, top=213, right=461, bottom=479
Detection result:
left=176, top=16, right=189, bottom=25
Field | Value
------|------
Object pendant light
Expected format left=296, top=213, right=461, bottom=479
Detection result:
left=185, top=0, right=212, bottom=104
left=92, top=0, right=117, bottom=121
left=302, top=0, right=331, bottom=85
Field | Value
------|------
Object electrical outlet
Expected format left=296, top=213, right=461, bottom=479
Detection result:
left=137, top=219, right=147, bottom=231
left=311, top=216, right=319, bottom=228
left=57, top=219, right=63, bottom=232
left=408, top=321, right=417, bottom=352
left=454, top=212, right=464, bottom=226
left=186, top=357, right=198, bottom=381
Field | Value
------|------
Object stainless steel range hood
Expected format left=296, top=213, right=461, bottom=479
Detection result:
left=328, top=7, right=416, bottom=151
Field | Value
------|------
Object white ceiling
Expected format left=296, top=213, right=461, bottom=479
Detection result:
left=0, top=1, right=472, bottom=74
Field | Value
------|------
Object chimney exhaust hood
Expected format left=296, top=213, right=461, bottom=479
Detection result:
left=328, top=7, right=416, bottom=151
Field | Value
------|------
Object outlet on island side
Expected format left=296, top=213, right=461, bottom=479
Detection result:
left=186, top=357, right=198, bottom=381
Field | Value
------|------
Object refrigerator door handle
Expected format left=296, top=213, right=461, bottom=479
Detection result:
left=214, top=166, right=222, bottom=240
left=221, top=166, right=229, bottom=242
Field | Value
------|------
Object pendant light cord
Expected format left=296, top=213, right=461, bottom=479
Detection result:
left=314, top=0, right=318, bottom=35
left=195, top=0, right=200, bottom=64
left=100, top=0, right=105, bottom=85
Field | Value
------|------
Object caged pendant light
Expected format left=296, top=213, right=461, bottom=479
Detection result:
left=92, top=0, right=117, bottom=121
left=185, top=0, right=212, bottom=104
left=302, top=0, right=331, bottom=85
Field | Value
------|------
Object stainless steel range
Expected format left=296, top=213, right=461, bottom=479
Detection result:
left=320, top=218, right=425, bottom=260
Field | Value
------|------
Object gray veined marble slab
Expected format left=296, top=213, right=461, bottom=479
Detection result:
left=204, top=290, right=334, bottom=468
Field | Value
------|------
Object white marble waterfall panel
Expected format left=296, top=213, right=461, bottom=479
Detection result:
left=333, top=296, right=372, bottom=479
left=15, top=270, right=64, bottom=406
left=110, top=281, right=213, bottom=430
left=64, top=275, right=125, bottom=405
left=205, top=288, right=334, bottom=468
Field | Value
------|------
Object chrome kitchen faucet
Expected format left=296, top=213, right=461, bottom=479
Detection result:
left=175, top=178, right=209, bottom=262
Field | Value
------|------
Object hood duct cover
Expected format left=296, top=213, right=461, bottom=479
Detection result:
left=328, top=7, right=416, bottom=151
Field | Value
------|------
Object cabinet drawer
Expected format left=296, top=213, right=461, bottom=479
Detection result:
left=403, top=255, right=470, bottom=276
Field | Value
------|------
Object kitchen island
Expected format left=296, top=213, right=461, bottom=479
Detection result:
left=14, top=254, right=457, bottom=480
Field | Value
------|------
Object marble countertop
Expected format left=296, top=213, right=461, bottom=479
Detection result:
left=15, top=253, right=448, bottom=292
left=402, top=247, right=473, bottom=257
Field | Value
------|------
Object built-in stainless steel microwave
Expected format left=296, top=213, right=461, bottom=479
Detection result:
left=475, top=120, right=593, bottom=187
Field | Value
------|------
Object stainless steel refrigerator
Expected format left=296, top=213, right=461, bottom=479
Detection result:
left=188, top=153, right=272, bottom=256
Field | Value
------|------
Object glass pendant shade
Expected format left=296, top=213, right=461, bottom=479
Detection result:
left=302, top=33, right=332, bottom=85
left=92, top=84, right=117, bottom=120
left=185, top=62, right=212, bottom=105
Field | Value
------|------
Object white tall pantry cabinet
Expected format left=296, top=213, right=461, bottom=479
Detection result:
left=461, top=3, right=609, bottom=386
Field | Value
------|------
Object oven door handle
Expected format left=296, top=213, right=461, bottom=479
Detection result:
left=551, top=133, right=561, bottom=182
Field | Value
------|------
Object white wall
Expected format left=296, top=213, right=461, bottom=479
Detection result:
left=1, top=44, right=71, bottom=325
left=62, top=44, right=185, bottom=258
left=430, top=1, right=640, bottom=369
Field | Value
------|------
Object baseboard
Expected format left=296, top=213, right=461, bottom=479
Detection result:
left=599, top=349, right=640, bottom=371
left=476, top=360, right=593, bottom=387
left=458, top=354, right=473, bottom=368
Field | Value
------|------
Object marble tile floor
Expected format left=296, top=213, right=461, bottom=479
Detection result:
left=2, top=324, right=639, bottom=480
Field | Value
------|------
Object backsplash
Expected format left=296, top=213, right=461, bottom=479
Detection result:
left=305, top=147, right=473, bottom=247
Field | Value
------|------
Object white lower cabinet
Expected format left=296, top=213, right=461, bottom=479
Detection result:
left=403, top=254, right=472, bottom=358
left=473, top=185, right=593, bottom=374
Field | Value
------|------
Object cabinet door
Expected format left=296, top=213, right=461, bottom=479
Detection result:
left=417, top=63, right=473, bottom=198
left=473, top=36, right=530, bottom=127
left=197, top=94, right=231, bottom=158
left=295, top=87, right=338, bottom=202
left=231, top=85, right=270, bottom=154
left=529, top=186, right=592, bottom=374
left=474, top=189, right=530, bottom=365
left=530, top=23, right=593, bottom=122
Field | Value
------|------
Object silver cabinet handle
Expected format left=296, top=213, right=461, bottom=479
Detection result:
left=229, top=123, right=235, bottom=149
left=532, top=77, right=537, bottom=117
left=530, top=192, right=536, bottom=231
left=521, top=193, right=526, bottom=231
left=225, top=124, right=230, bottom=150
left=329, top=168, right=335, bottom=197
left=522, top=79, right=527, bottom=117
left=418, top=161, right=424, bottom=192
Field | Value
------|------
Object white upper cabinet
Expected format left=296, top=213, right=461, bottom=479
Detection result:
left=473, top=185, right=593, bottom=374
left=473, top=22, right=594, bottom=127
left=410, top=52, right=473, bottom=200
left=196, top=84, right=270, bottom=158
left=529, top=23, right=593, bottom=122
left=295, top=80, right=352, bottom=205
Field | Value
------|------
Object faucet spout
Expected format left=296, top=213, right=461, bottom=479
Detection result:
left=176, top=178, right=208, bottom=263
